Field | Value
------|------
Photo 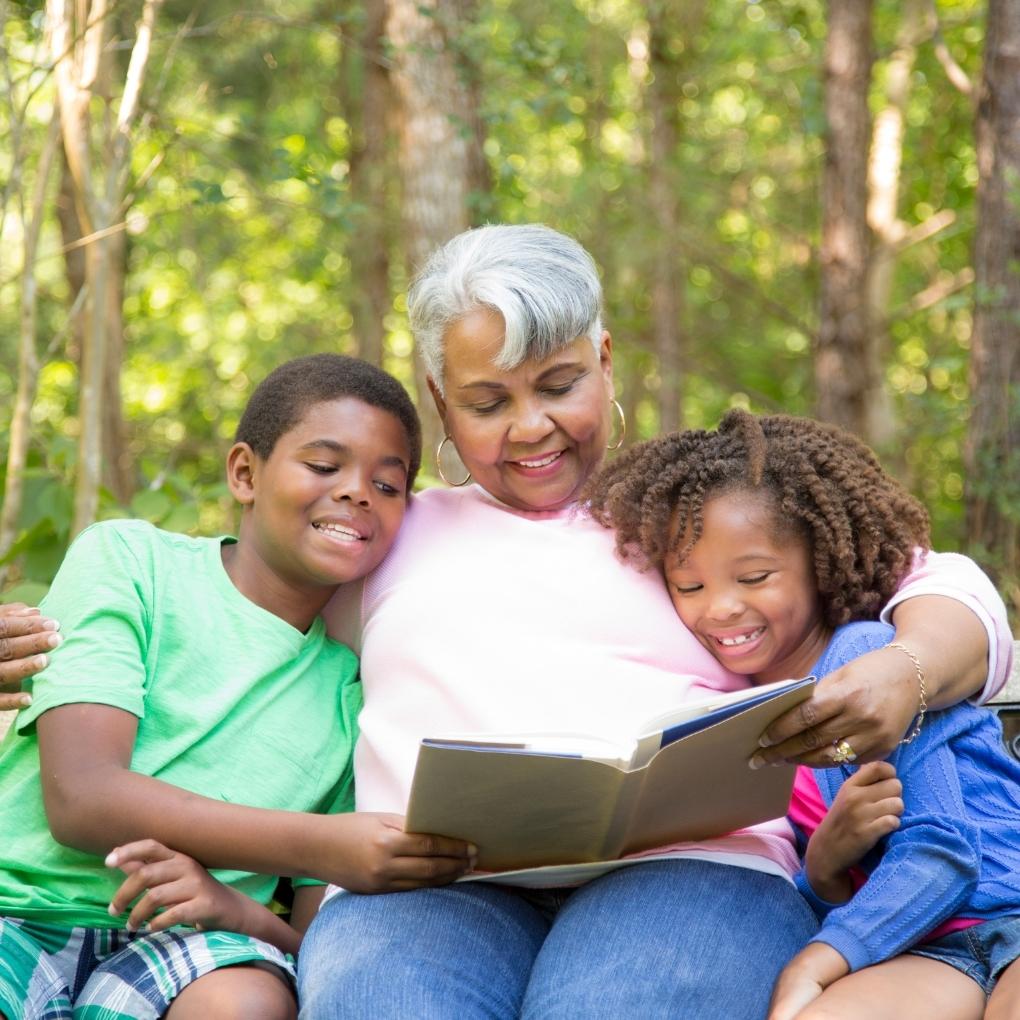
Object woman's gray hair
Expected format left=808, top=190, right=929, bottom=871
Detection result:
left=408, top=224, right=604, bottom=393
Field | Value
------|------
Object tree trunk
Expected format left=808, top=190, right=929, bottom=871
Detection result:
left=387, top=0, right=487, bottom=465
left=341, top=0, right=391, bottom=367
left=966, top=0, right=1020, bottom=586
left=56, top=148, right=87, bottom=364
left=0, top=113, right=61, bottom=583
left=645, top=1, right=702, bottom=433
left=48, top=0, right=163, bottom=535
left=863, top=0, right=925, bottom=449
left=816, top=0, right=874, bottom=436
left=102, top=226, right=133, bottom=504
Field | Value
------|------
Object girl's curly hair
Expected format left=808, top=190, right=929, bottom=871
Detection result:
left=585, top=409, right=931, bottom=628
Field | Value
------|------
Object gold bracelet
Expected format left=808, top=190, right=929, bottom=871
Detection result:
left=889, top=642, right=927, bottom=744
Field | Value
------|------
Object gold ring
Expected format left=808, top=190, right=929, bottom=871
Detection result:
left=831, top=738, right=857, bottom=765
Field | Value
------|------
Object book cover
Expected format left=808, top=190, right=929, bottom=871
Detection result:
left=405, top=675, right=816, bottom=872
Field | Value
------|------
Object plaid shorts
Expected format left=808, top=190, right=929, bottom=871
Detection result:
left=0, top=917, right=295, bottom=1020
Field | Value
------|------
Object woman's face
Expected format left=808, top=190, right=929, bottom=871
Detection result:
left=430, top=307, right=614, bottom=512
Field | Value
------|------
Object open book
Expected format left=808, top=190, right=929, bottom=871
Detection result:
left=405, top=675, right=815, bottom=872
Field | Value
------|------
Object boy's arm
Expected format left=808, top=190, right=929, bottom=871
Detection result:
left=107, top=838, right=308, bottom=956
left=289, top=886, right=326, bottom=936
left=37, top=703, right=475, bottom=892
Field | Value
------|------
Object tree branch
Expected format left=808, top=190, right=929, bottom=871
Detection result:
left=890, top=268, right=974, bottom=321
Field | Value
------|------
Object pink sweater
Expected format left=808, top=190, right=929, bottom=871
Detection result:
left=323, top=484, right=1013, bottom=881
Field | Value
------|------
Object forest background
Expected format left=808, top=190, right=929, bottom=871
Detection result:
left=0, top=0, right=1017, bottom=626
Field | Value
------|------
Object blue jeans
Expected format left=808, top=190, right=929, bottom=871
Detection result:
left=297, top=859, right=819, bottom=1018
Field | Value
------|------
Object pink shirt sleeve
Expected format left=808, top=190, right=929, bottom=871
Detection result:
left=879, top=548, right=1013, bottom=702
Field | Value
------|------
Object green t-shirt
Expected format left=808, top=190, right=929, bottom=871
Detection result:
left=0, top=519, right=361, bottom=928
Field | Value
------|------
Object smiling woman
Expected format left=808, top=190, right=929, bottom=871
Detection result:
left=429, top=308, right=613, bottom=512
left=298, top=224, right=1015, bottom=1020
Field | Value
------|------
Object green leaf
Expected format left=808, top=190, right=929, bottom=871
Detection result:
left=2, top=581, right=50, bottom=605
left=131, top=489, right=174, bottom=522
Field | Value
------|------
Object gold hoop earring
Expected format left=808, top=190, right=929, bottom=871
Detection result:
left=607, top=399, right=626, bottom=451
left=436, top=435, right=471, bottom=487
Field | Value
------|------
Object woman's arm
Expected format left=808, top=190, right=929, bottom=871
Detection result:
left=756, top=548, right=1012, bottom=766
left=0, top=603, right=60, bottom=710
left=38, top=703, right=476, bottom=892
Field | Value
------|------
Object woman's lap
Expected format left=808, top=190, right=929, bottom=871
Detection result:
left=522, top=860, right=818, bottom=1018
left=297, top=881, right=548, bottom=1019
left=297, top=859, right=818, bottom=1020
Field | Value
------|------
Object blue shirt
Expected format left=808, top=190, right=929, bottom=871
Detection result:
left=797, top=622, right=1020, bottom=971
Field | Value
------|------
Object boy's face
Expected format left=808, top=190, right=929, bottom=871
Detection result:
left=240, top=397, right=411, bottom=591
left=664, top=490, right=831, bottom=684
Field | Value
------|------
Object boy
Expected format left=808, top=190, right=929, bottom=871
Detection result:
left=0, top=355, right=474, bottom=1020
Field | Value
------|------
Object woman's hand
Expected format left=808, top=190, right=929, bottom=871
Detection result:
left=804, top=762, right=903, bottom=903
left=0, top=603, right=60, bottom=709
left=767, top=943, right=849, bottom=1020
left=107, top=839, right=256, bottom=935
left=320, top=813, right=478, bottom=893
left=752, top=644, right=924, bottom=768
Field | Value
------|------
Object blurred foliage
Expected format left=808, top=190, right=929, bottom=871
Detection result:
left=0, top=0, right=1014, bottom=621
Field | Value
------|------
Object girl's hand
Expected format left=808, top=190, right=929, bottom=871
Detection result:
left=804, top=762, right=903, bottom=903
left=325, top=813, right=477, bottom=893
left=0, top=603, right=60, bottom=709
left=753, top=644, right=922, bottom=768
left=106, top=839, right=254, bottom=935
left=767, top=944, right=849, bottom=1020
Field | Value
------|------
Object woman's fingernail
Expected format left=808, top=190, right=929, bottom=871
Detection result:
left=125, top=921, right=136, bottom=933
left=41, top=619, right=60, bottom=631
left=108, top=903, right=119, bottom=916
left=18, top=694, right=31, bottom=707
left=748, top=755, right=765, bottom=770
left=33, top=655, right=48, bottom=670
left=46, top=633, right=62, bottom=649
left=105, top=852, right=119, bottom=867
left=758, top=734, right=774, bottom=748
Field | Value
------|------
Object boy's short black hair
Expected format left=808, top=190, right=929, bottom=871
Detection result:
left=236, top=354, right=422, bottom=489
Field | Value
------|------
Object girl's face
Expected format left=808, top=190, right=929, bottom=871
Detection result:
left=664, top=489, right=832, bottom=684
left=429, top=307, right=614, bottom=512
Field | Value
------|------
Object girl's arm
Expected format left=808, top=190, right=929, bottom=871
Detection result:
left=756, top=550, right=1012, bottom=766
left=37, top=703, right=476, bottom=893
left=795, top=714, right=982, bottom=974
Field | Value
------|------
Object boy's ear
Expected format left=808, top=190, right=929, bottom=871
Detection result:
left=226, top=442, right=258, bottom=505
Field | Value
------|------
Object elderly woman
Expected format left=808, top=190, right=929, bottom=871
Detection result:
left=296, top=225, right=1012, bottom=1018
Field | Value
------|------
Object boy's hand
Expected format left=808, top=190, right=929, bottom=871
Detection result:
left=325, top=813, right=477, bottom=893
left=0, top=603, right=60, bottom=709
left=805, top=761, right=902, bottom=903
left=767, top=943, right=849, bottom=1020
left=106, top=839, right=255, bottom=935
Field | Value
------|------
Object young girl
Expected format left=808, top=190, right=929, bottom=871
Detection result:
left=586, top=408, right=1020, bottom=1020
left=0, top=355, right=473, bottom=1020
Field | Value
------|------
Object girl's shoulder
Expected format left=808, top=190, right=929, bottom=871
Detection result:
left=814, top=621, right=896, bottom=679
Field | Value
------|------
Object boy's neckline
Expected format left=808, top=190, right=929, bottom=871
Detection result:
left=218, top=538, right=330, bottom=636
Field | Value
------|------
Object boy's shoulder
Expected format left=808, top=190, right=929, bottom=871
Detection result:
left=815, top=620, right=895, bottom=678
left=73, top=519, right=222, bottom=560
